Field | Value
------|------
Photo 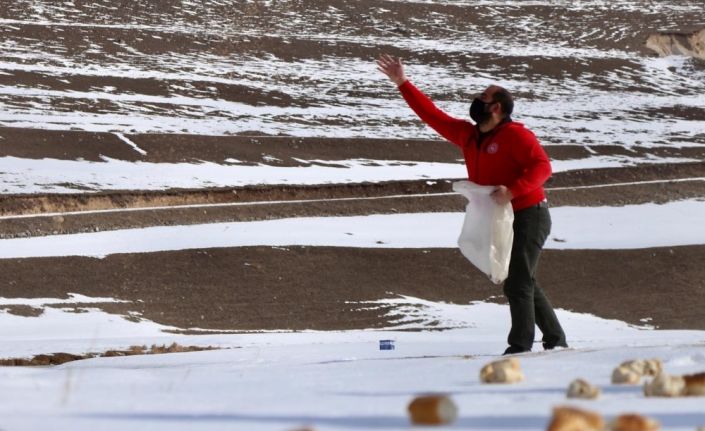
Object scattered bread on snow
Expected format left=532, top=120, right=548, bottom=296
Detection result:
left=683, top=372, right=705, bottom=396
left=612, top=366, right=641, bottom=385
left=480, top=358, right=525, bottom=384
left=566, top=378, right=601, bottom=399
left=641, top=359, right=663, bottom=377
left=609, top=413, right=660, bottom=431
left=644, top=373, right=686, bottom=397
left=611, top=359, right=662, bottom=384
left=547, top=406, right=604, bottom=431
left=407, top=394, right=458, bottom=425
left=643, top=371, right=705, bottom=397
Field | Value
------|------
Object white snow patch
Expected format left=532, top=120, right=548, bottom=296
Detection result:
left=113, top=133, right=147, bottom=156
left=0, top=153, right=699, bottom=194
left=0, top=298, right=704, bottom=430
left=0, top=293, right=128, bottom=306
left=0, top=156, right=467, bottom=194
left=0, top=199, right=703, bottom=258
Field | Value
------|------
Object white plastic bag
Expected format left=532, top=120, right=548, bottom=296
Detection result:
left=452, top=181, right=514, bottom=284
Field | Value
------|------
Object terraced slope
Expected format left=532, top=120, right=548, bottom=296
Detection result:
left=0, top=0, right=703, bottom=332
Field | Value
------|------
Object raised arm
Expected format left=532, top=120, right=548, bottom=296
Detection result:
left=377, top=54, right=471, bottom=147
left=376, top=54, right=408, bottom=86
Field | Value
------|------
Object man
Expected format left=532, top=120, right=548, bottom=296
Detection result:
left=377, top=54, right=567, bottom=355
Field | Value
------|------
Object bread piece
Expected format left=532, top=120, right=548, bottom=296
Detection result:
left=612, top=359, right=663, bottom=384
left=547, top=406, right=604, bottom=431
left=641, top=359, right=662, bottom=377
left=683, top=372, right=705, bottom=396
left=612, top=365, right=642, bottom=385
left=479, top=358, right=525, bottom=384
left=621, top=360, right=647, bottom=372
left=610, top=413, right=660, bottom=431
left=644, top=373, right=686, bottom=397
left=407, top=395, right=458, bottom=425
left=566, top=378, right=601, bottom=399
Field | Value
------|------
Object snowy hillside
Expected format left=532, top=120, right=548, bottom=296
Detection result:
left=1, top=299, right=705, bottom=430
left=1, top=1, right=704, bottom=430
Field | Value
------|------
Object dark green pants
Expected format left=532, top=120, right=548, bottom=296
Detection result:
left=503, top=203, right=567, bottom=351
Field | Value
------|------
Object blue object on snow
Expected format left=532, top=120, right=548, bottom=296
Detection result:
left=379, top=339, right=395, bottom=350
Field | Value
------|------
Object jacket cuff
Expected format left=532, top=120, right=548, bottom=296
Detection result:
left=507, top=183, right=522, bottom=199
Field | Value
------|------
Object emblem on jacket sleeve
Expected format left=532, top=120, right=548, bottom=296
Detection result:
left=487, top=142, right=499, bottom=154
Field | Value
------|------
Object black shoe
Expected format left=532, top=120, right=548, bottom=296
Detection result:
left=543, top=342, right=569, bottom=350
left=503, top=345, right=531, bottom=355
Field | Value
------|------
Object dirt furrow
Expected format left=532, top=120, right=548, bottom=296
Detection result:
left=0, top=178, right=703, bottom=239
left=3, top=128, right=704, bottom=164
left=2, top=161, right=704, bottom=214
left=1, top=245, right=702, bottom=331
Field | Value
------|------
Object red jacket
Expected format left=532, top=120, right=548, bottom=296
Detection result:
left=398, top=80, right=552, bottom=211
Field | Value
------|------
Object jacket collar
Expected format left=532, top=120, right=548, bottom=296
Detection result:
left=469, top=118, right=513, bottom=147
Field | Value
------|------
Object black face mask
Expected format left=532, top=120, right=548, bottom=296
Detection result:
left=469, top=98, right=493, bottom=124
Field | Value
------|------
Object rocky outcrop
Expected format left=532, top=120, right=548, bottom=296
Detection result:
left=645, top=28, right=705, bottom=60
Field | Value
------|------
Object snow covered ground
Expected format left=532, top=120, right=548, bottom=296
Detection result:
left=1, top=197, right=704, bottom=429
left=2, top=1, right=704, bottom=429
left=1, top=2, right=704, bottom=145
left=1, top=0, right=704, bottom=197
left=1, top=198, right=704, bottom=258
left=0, top=153, right=700, bottom=194
left=1, top=299, right=704, bottom=431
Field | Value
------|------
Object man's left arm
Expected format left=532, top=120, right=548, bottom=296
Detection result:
left=506, top=128, right=552, bottom=199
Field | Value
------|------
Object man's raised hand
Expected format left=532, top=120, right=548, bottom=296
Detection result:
left=376, top=54, right=407, bottom=86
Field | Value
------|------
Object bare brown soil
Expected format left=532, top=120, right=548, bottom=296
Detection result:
left=0, top=178, right=703, bottom=239
left=1, top=245, right=703, bottom=332
left=1, top=1, right=703, bottom=150
left=0, top=128, right=141, bottom=162
left=0, top=0, right=690, bottom=56
left=0, top=343, right=220, bottom=366
left=0, top=151, right=703, bottom=238
left=0, top=70, right=304, bottom=108
left=0, top=134, right=703, bottom=332
left=2, top=128, right=704, bottom=165
left=1, top=1, right=704, bottom=338
left=0, top=128, right=703, bottom=218
left=0, top=305, right=44, bottom=317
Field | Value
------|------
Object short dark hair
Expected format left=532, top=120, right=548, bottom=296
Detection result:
left=492, top=87, right=514, bottom=117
